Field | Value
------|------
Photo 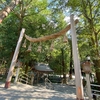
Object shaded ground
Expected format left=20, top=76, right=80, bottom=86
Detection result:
left=0, top=82, right=76, bottom=100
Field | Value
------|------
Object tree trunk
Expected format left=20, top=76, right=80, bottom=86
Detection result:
left=25, top=63, right=28, bottom=74
left=69, top=47, right=73, bottom=79
left=0, top=0, right=20, bottom=23
left=61, top=48, right=66, bottom=84
left=93, top=59, right=100, bottom=84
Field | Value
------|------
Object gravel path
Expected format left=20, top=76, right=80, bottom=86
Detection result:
left=0, top=82, right=76, bottom=100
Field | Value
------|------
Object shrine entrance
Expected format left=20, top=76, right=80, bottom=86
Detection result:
left=5, top=15, right=84, bottom=100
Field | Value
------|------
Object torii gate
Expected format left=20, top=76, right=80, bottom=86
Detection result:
left=4, top=15, right=84, bottom=100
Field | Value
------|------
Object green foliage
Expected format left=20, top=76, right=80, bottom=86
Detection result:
left=0, top=13, right=19, bottom=64
left=61, top=0, right=100, bottom=60
left=0, top=0, right=67, bottom=73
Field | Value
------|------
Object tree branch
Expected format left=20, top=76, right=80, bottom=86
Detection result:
left=0, top=0, right=20, bottom=23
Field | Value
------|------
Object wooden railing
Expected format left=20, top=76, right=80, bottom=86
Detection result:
left=91, top=84, right=100, bottom=99
left=18, top=73, right=31, bottom=85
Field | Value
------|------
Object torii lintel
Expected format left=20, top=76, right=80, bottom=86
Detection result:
left=25, top=19, right=79, bottom=43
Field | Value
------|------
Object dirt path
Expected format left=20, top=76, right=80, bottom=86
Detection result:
left=0, top=82, right=76, bottom=100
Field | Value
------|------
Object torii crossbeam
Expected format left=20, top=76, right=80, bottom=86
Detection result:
left=25, top=19, right=78, bottom=42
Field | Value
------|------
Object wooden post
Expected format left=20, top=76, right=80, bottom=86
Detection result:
left=14, top=60, right=22, bottom=83
left=86, top=74, right=92, bottom=100
left=30, top=71, right=34, bottom=85
left=5, top=28, right=25, bottom=88
left=14, top=67, right=20, bottom=83
left=70, top=15, right=84, bottom=100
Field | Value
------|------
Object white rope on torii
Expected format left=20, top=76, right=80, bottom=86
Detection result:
left=25, top=19, right=79, bottom=43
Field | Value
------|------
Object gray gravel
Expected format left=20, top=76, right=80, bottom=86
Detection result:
left=0, top=82, right=76, bottom=100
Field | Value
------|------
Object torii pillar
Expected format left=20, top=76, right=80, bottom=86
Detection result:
left=70, top=15, right=84, bottom=100
left=5, top=28, right=25, bottom=88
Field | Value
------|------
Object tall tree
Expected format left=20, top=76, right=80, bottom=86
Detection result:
left=49, top=0, right=100, bottom=84
left=0, top=0, right=67, bottom=77
left=0, top=0, right=20, bottom=23
left=65, top=0, right=100, bottom=84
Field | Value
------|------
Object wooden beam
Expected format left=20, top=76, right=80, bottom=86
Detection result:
left=25, top=19, right=79, bottom=43
left=5, top=28, right=25, bottom=88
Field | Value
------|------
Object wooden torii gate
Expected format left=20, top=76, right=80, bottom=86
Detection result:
left=4, top=16, right=84, bottom=99
left=0, top=1, right=85, bottom=99
left=4, top=19, right=78, bottom=88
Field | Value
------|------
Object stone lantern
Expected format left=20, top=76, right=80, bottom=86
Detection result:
left=81, top=56, right=93, bottom=99
left=82, top=56, right=91, bottom=74
left=82, top=60, right=91, bottom=74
